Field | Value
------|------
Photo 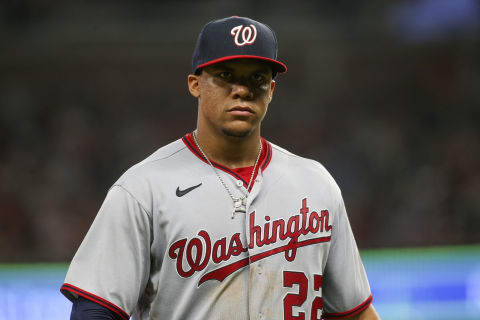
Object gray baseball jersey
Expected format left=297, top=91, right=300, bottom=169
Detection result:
left=61, top=133, right=372, bottom=319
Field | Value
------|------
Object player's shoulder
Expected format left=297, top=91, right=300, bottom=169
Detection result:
left=135, top=138, right=187, bottom=167
left=113, top=137, right=188, bottom=187
left=269, top=141, right=341, bottom=193
left=106, top=137, right=192, bottom=213
left=270, top=142, right=332, bottom=174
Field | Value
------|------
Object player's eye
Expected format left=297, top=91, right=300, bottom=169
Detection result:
left=252, top=74, right=265, bottom=82
left=218, top=71, right=232, bottom=80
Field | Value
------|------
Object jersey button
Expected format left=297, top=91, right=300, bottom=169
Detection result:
left=258, top=313, right=264, bottom=320
left=236, top=180, right=243, bottom=187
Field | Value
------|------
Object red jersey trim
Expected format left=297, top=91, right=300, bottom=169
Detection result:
left=323, top=294, right=373, bottom=319
left=182, top=134, right=248, bottom=184
left=60, top=283, right=129, bottom=320
left=182, top=133, right=272, bottom=190
left=261, top=141, right=272, bottom=171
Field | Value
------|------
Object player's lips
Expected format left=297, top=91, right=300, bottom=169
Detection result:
left=228, top=106, right=254, bottom=116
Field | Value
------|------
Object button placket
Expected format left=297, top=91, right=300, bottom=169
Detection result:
left=246, top=172, right=262, bottom=207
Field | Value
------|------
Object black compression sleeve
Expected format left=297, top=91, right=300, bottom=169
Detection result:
left=70, top=296, right=123, bottom=320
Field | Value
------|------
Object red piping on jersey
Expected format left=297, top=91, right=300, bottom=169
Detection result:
left=182, top=135, right=248, bottom=184
left=182, top=133, right=272, bottom=191
left=60, top=283, right=129, bottom=320
left=261, top=140, right=272, bottom=171
left=322, top=294, right=373, bottom=319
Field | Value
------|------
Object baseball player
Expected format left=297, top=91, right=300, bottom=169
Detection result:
left=61, top=16, right=380, bottom=319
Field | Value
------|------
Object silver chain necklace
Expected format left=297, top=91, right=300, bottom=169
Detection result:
left=192, top=130, right=262, bottom=219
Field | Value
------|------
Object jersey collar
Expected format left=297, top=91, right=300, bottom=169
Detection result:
left=182, top=132, right=272, bottom=190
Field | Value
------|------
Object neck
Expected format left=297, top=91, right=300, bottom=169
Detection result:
left=194, top=128, right=261, bottom=169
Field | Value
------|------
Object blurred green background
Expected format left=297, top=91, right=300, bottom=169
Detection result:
left=0, top=0, right=479, bottom=319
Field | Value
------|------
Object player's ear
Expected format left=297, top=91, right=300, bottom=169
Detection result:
left=268, top=80, right=276, bottom=103
left=188, top=74, right=200, bottom=98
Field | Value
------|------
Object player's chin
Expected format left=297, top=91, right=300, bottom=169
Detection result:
left=221, top=123, right=255, bottom=138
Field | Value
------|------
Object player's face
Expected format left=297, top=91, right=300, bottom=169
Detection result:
left=188, top=59, right=276, bottom=138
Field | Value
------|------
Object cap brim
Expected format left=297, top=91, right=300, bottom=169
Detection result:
left=195, top=55, right=287, bottom=74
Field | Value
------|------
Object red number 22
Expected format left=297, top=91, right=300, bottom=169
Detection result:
left=283, top=271, right=323, bottom=320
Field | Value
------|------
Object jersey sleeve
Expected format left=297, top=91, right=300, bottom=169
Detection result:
left=71, top=296, right=123, bottom=320
left=61, top=185, right=152, bottom=320
left=322, top=196, right=372, bottom=319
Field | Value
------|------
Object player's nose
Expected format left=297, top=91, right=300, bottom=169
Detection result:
left=231, top=82, right=254, bottom=100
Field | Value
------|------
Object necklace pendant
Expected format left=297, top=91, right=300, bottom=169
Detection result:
left=232, top=198, right=246, bottom=219
left=232, top=207, right=246, bottom=219
left=234, top=199, right=243, bottom=209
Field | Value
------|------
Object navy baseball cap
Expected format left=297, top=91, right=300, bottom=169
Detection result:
left=192, top=16, right=287, bottom=76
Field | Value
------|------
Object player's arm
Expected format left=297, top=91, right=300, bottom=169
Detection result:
left=61, top=185, right=152, bottom=318
left=321, top=193, right=376, bottom=319
left=349, top=304, right=380, bottom=320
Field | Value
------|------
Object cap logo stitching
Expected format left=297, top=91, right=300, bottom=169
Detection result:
left=230, top=24, right=257, bottom=47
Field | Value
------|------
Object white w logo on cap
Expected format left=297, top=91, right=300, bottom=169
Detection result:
left=230, top=24, right=257, bottom=46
